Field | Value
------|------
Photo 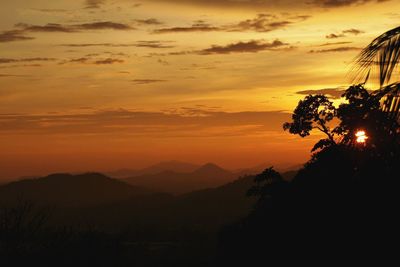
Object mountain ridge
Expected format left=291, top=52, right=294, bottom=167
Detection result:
left=123, top=163, right=235, bottom=194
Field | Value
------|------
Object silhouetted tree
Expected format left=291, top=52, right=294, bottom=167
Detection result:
left=283, top=83, right=399, bottom=153
left=218, top=26, right=400, bottom=267
left=283, top=95, right=336, bottom=151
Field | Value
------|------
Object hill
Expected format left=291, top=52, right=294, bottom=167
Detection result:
left=106, top=161, right=200, bottom=178
left=123, top=163, right=235, bottom=194
left=0, top=173, right=148, bottom=207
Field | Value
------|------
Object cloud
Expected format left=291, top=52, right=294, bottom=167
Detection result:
left=342, top=28, right=364, bottom=35
left=326, top=28, right=364, bottom=38
left=296, top=87, right=346, bottom=99
left=147, top=0, right=387, bottom=9
left=10, top=21, right=134, bottom=36
left=309, top=46, right=361, bottom=53
left=134, top=19, right=164, bottom=25
left=0, top=109, right=290, bottom=137
left=63, top=57, right=91, bottom=64
left=60, top=57, right=124, bottom=65
left=0, top=58, right=57, bottom=64
left=94, top=58, right=125, bottom=64
left=0, top=74, right=30, bottom=78
left=75, top=21, right=134, bottom=30
left=198, top=40, right=289, bottom=55
left=131, top=79, right=168, bottom=84
left=311, top=0, right=387, bottom=8
left=0, top=64, right=42, bottom=69
left=15, top=23, right=74, bottom=33
left=85, top=0, right=106, bottom=9
left=153, top=21, right=219, bottom=33
left=227, top=13, right=310, bottom=32
left=326, top=33, right=345, bottom=39
left=29, top=8, right=69, bottom=13
left=153, top=14, right=310, bottom=34
left=61, top=43, right=136, bottom=47
left=135, top=41, right=175, bottom=48
left=317, top=41, right=353, bottom=46
left=60, top=41, right=174, bottom=48
left=0, top=30, right=34, bottom=43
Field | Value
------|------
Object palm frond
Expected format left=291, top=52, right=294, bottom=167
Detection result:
left=352, top=26, right=400, bottom=87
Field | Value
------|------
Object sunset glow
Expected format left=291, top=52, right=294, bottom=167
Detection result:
left=1, top=0, right=399, bottom=179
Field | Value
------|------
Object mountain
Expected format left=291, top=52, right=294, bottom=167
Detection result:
left=60, top=170, right=297, bottom=230
left=123, top=163, right=235, bottom=194
left=106, top=160, right=200, bottom=178
left=0, top=170, right=298, bottom=232
left=0, top=173, right=148, bottom=207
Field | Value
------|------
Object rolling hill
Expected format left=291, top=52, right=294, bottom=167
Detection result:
left=123, top=163, right=236, bottom=194
left=0, top=172, right=148, bottom=207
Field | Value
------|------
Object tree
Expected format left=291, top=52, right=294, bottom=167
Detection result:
left=283, top=83, right=399, bottom=152
left=283, top=94, right=337, bottom=151
left=247, top=167, right=289, bottom=202
left=218, top=26, right=400, bottom=266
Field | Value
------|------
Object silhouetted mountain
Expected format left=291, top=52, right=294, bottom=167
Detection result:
left=123, top=163, right=235, bottom=194
left=55, top=173, right=262, bottom=232
left=106, top=160, right=200, bottom=178
left=0, top=173, right=148, bottom=207
left=193, top=163, right=231, bottom=176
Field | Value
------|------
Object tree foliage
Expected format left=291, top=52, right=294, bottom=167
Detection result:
left=283, top=83, right=399, bottom=152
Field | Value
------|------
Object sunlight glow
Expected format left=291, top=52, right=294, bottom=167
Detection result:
left=356, top=130, right=368, bottom=144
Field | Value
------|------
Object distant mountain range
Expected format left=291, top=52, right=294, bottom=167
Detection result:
left=106, top=160, right=200, bottom=178
left=106, top=160, right=301, bottom=179
left=122, top=163, right=236, bottom=194
left=0, top=169, right=298, bottom=231
left=0, top=161, right=300, bottom=210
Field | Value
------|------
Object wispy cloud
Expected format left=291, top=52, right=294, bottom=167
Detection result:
left=153, top=14, right=310, bottom=34
left=147, top=0, right=387, bottom=9
left=59, top=56, right=125, bottom=65
left=60, top=41, right=174, bottom=48
left=135, top=41, right=175, bottom=48
left=0, top=30, right=34, bottom=43
left=311, top=0, right=387, bottom=8
left=296, top=87, right=346, bottom=99
left=0, top=73, right=31, bottom=78
left=317, top=41, right=353, bottom=46
left=134, top=18, right=164, bottom=25
left=153, top=21, right=219, bottom=33
left=15, top=23, right=74, bottom=33
left=0, top=58, right=57, bottom=64
left=227, top=14, right=310, bottom=32
left=94, top=58, right=125, bottom=64
left=198, top=40, right=290, bottom=55
left=326, top=28, right=364, bottom=39
left=131, top=79, right=168, bottom=84
left=85, top=0, right=106, bottom=9
left=309, top=46, right=361, bottom=53
left=0, top=109, right=290, bottom=137
left=75, top=21, right=134, bottom=30
left=9, top=21, right=134, bottom=37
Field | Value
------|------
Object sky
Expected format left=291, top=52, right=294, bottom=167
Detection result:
left=0, top=0, right=399, bottom=179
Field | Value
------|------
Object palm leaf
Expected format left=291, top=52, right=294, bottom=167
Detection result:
left=353, top=26, right=400, bottom=87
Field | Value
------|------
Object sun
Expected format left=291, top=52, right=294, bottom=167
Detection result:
left=355, top=130, right=368, bottom=144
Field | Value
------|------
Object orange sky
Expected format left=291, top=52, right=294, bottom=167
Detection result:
left=1, top=0, right=399, bottom=179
